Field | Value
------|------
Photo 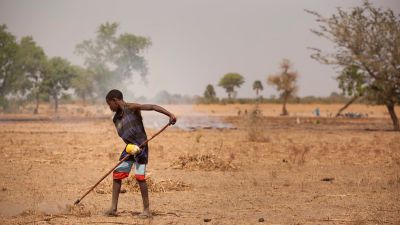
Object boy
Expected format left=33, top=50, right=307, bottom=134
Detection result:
left=105, top=89, right=177, bottom=218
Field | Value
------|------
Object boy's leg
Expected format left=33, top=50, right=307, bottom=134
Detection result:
left=106, top=179, right=121, bottom=216
left=138, top=180, right=150, bottom=216
left=134, top=163, right=150, bottom=217
left=106, top=160, right=134, bottom=216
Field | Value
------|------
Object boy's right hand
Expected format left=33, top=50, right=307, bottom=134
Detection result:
left=169, top=114, right=177, bottom=125
left=126, top=144, right=141, bottom=155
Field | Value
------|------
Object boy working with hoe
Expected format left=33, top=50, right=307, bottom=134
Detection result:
left=105, top=89, right=177, bottom=218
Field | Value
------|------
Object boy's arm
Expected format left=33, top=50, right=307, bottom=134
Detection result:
left=127, top=103, right=177, bottom=125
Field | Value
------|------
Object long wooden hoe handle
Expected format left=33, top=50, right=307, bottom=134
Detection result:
left=74, top=122, right=172, bottom=205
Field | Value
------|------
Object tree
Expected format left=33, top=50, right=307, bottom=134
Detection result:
left=203, top=84, right=217, bottom=102
left=252, top=80, right=263, bottom=97
left=267, top=59, right=298, bottom=116
left=71, top=66, right=95, bottom=106
left=41, top=57, right=75, bottom=112
left=75, top=22, right=151, bottom=98
left=306, top=1, right=400, bottom=130
left=218, top=73, right=245, bottom=99
left=0, top=24, right=19, bottom=110
left=335, top=65, right=366, bottom=117
left=17, top=36, right=47, bottom=114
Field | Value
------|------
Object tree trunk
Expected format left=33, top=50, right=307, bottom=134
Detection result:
left=82, top=94, right=86, bottom=107
left=386, top=103, right=399, bottom=131
left=54, top=94, right=58, bottom=113
left=281, top=96, right=288, bottom=116
left=335, top=95, right=360, bottom=117
left=34, top=93, right=39, bottom=114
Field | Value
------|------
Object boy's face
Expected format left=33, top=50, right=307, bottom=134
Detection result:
left=106, top=99, right=119, bottom=112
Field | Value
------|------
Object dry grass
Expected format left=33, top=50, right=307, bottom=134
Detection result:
left=246, top=105, right=271, bottom=142
left=171, top=153, right=237, bottom=171
left=126, top=176, right=191, bottom=193
left=1, top=103, right=399, bottom=224
left=94, top=176, right=191, bottom=194
left=288, top=145, right=311, bottom=166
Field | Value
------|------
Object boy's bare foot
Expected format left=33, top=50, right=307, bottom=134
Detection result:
left=105, top=208, right=118, bottom=217
left=138, top=209, right=151, bottom=219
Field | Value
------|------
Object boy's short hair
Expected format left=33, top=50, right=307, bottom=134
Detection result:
left=106, top=89, right=123, bottom=101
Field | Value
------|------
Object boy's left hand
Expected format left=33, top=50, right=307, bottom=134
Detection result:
left=169, top=114, right=177, bottom=125
left=126, top=144, right=141, bottom=155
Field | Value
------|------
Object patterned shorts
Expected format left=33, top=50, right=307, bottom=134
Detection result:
left=113, top=150, right=146, bottom=181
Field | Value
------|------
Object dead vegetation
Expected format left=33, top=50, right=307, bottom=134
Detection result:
left=1, top=104, right=399, bottom=224
left=288, top=145, right=310, bottom=166
left=95, top=176, right=191, bottom=194
left=246, top=105, right=270, bottom=142
left=171, top=153, right=237, bottom=171
left=126, top=176, right=191, bottom=193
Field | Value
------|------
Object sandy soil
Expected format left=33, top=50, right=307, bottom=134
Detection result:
left=0, top=103, right=399, bottom=224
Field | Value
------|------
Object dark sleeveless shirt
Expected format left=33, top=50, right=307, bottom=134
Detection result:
left=113, top=106, right=149, bottom=164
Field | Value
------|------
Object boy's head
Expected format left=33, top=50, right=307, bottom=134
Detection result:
left=106, top=89, right=123, bottom=112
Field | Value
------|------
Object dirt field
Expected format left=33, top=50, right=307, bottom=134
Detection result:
left=0, top=103, right=399, bottom=224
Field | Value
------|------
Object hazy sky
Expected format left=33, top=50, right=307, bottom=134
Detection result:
left=1, top=0, right=399, bottom=99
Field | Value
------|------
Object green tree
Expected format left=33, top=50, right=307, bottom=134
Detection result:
left=203, top=84, right=217, bottom=102
left=252, top=80, right=263, bottom=97
left=17, top=36, right=47, bottom=114
left=0, top=24, right=25, bottom=110
left=41, top=57, right=75, bottom=112
left=75, top=22, right=151, bottom=98
left=267, top=59, right=298, bottom=116
left=218, top=73, right=245, bottom=99
left=306, top=1, right=400, bottom=130
left=71, top=66, right=95, bottom=106
left=335, top=65, right=366, bottom=117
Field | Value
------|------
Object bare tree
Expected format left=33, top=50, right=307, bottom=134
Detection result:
left=267, top=59, right=298, bottom=116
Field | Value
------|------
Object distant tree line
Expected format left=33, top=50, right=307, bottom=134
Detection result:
left=0, top=22, right=150, bottom=113
left=201, top=58, right=299, bottom=116
left=200, top=1, right=399, bottom=131
left=147, top=90, right=354, bottom=105
left=0, top=25, right=76, bottom=113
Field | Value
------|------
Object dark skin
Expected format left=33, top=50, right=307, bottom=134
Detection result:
left=106, top=98, right=176, bottom=217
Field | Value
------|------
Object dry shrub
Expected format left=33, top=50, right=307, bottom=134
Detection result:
left=246, top=105, right=270, bottom=142
left=94, top=176, right=191, bottom=194
left=195, top=133, right=202, bottom=143
left=171, top=153, right=237, bottom=171
left=289, top=145, right=310, bottom=166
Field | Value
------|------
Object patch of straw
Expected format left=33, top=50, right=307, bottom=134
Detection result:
left=94, top=176, right=191, bottom=194
left=171, top=153, right=237, bottom=171
left=126, top=176, right=191, bottom=193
